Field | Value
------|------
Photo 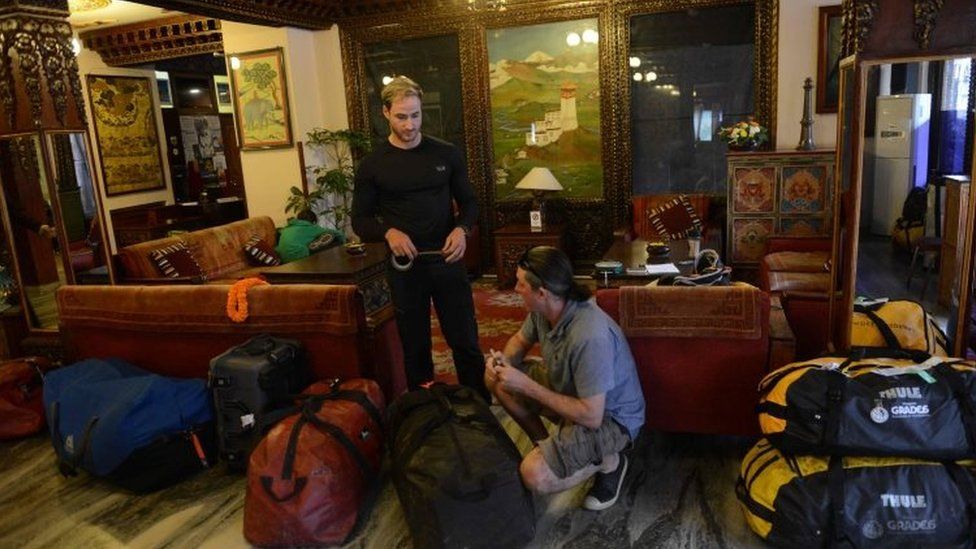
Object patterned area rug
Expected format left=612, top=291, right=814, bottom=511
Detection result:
left=431, top=280, right=526, bottom=381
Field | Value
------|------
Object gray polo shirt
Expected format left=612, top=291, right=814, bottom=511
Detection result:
left=519, top=299, right=645, bottom=439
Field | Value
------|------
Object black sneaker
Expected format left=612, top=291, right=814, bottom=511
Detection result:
left=583, top=455, right=628, bottom=511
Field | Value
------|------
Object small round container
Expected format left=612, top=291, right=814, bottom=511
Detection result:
left=343, top=242, right=367, bottom=255
left=645, top=242, right=671, bottom=264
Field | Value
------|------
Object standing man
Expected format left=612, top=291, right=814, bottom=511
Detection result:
left=485, top=246, right=644, bottom=511
left=352, top=76, right=486, bottom=400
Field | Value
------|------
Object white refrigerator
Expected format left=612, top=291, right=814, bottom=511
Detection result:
left=872, top=94, right=931, bottom=235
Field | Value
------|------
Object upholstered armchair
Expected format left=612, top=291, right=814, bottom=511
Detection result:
left=759, top=237, right=834, bottom=359
left=631, top=194, right=723, bottom=253
left=596, top=283, right=794, bottom=436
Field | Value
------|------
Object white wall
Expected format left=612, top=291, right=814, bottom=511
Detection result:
left=74, top=47, right=174, bottom=252
left=221, top=23, right=347, bottom=226
left=776, top=0, right=839, bottom=151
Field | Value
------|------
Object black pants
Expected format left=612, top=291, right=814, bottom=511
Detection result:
left=387, top=259, right=487, bottom=399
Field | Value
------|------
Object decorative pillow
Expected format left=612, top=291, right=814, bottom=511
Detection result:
left=149, top=242, right=204, bottom=279
left=243, top=235, right=281, bottom=266
left=307, top=232, right=336, bottom=253
left=646, top=195, right=703, bottom=240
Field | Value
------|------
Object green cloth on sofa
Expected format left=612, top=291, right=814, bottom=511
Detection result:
left=275, top=219, right=345, bottom=263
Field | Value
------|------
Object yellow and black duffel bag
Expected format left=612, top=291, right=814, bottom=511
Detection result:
left=737, top=439, right=976, bottom=548
left=758, top=356, right=976, bottom=460
left=851, top=299, right=948, bottom=357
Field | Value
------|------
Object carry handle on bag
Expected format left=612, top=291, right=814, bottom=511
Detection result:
left=48, top=401, right=100, bottom=478
left=259, top=387, right=381, bottom=502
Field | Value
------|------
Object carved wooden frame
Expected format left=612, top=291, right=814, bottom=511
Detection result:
left=339, top=0, right=778, bottom=262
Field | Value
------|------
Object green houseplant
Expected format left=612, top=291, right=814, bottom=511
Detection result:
left=285, top=128, right=372, bottom=231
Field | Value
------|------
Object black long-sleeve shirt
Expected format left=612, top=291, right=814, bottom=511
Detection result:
left=351, top=135, right=478, bottom=251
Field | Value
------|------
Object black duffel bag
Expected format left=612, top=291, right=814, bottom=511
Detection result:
left=758, top=355, right=976, bottom=460
left=388, top=384, right=535, bottom=549
left=738, top=439, right=976, bottom=548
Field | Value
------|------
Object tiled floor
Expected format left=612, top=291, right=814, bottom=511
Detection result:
left=0, top=415, right=766, bottom=548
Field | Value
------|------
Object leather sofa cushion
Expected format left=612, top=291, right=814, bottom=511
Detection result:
left=763, top=251, right=829, bottom=273
left=765, top=271, right=831, bottom=293
left=119, top=216, right=277, bottom=281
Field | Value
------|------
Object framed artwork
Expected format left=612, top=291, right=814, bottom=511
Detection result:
left=213, top=75, right=233, bottom=114
left=816, top=5, right=843, bottom=114
left=86, top=75, right=166, bottom=196
left=487, top=18, right=602, bottom=201
left=155, top=71, right=173, bottom=108
left=228, top=47, right=293, bottom=149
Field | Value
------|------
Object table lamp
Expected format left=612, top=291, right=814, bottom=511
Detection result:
left=515, top=167, right=563, bottom=231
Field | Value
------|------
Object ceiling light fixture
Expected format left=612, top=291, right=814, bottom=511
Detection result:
left=633, top=72, right=643, bottom=82
left=566, top=32, right=581, bottom=47
left=229, top=56, right=241, bottom=70
left=628, top=56, right=641, bottom=68
left=68, top=0, right=112, bottom=12
left=582, top=29, right=599, bottom=44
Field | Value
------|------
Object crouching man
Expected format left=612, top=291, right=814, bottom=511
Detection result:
left=485, top=246, right=645, bottom=510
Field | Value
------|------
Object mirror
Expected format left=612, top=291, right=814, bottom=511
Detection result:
left=44, top=132, right=111, bottom=285
left=0, top=135, right=68, bottom=331
left=0, top=131, right=111, bottom=333
left=837, top=54, right=975, bottom=353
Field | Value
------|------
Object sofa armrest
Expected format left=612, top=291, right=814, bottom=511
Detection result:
left=768, top=295, right=796, bottom=369
left=117, top=275, right=204, bottom=285
left=765, top=236, right=832, bottom=254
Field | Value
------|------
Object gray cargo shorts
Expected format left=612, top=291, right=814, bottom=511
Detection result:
left=518, top=359, right=632, bottom=479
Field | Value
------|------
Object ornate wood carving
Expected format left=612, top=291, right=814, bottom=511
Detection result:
left=79, top=15, right=223, bottom=67
left=913, top=0, right=945, bottom=50
left=842, top=0, right=879, bottom=56
left=0, top=8, right=85, bottom=131
left=339, top=0, right=777, bottom=264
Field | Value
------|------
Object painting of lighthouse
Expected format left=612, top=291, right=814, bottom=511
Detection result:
left=487, top=18, right=602, bottom=200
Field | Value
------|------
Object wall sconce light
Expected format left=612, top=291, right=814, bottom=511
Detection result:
left=515, top=167, right=563, bottom=231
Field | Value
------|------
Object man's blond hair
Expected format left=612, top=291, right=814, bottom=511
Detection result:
left=381, top=76, right=423, bottom=108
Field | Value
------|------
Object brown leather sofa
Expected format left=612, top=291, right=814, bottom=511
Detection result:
left=56, top=283, right=407, bottom=400
left=115, top=216, right=277, bottom=284
left=596, top=283, right=794, bottom=436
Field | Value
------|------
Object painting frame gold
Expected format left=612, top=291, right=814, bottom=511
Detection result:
left=816, top=5, right=843, bottom=114
left=86, top=74, right=166, bottom=197
left=228, top=47, right=293, bottom=150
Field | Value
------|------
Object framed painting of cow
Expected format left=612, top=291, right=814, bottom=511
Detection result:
left=228, top=47, right=293, bottom=149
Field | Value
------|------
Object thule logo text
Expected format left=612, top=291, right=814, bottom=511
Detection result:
left=880, top=494, right=927, bottom=508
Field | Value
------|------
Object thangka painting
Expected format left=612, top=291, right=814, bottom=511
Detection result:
left=487, top=18, right=602, bottom=200
left=86, top=75, right=165, bottom=196
left=229, top=48, right=293, bottom=149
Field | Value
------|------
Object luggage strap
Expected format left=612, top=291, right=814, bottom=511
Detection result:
left=261, top=388, right=378, bottom=503
left=938, top=364, right=976, bottom=455
left=822, top=373, right=845, bottom=449
left=49, top=401, right=99, bottom=478
left=846, top=346, right=930, bottom=364
left=855, top=306, right=903, bottom=350
left=827, top=456, right=849, bottom=545
left=734, top=477, right=777, bottom=524
left=392, top=384, right=496, bottom=468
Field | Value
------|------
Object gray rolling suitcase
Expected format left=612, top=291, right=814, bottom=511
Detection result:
left=209, top=334, right=310, bottom=471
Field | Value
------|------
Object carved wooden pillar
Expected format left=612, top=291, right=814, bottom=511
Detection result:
left=0, top=0, right=87, bottom=133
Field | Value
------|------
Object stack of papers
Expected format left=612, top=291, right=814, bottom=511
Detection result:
left=646, top=263, right=680, bottom=275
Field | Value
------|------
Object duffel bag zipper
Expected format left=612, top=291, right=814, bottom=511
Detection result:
left=187, top=427, right=210, bottom=468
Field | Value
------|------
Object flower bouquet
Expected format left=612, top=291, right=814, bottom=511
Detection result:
left=718, top=120, right=769, bottom=151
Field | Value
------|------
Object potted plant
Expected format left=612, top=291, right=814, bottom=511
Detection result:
left=286, top=128, right=372, bottom=231
left=718, top=119, right=769, bottom=151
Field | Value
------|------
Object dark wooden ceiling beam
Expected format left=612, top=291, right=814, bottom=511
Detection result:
left=80, top=14, right=224, bottom=66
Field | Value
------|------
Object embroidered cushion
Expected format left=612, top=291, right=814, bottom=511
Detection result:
left=307, top=232, right=336, bottom=253
left=149, top=242, right=203, bottom=279
left=646, top=195, right=703, bottom=240
left=243, top=235, right=281, bottom=266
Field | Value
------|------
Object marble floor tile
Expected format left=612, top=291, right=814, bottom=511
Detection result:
left=0, top=414, right=769, bottom=548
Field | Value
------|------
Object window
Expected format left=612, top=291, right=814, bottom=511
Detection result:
left=938, top=58, right=972, bottom=174
left=629, top=5, right=755, bottom=195
left=363, top=35, right=465, bottom=149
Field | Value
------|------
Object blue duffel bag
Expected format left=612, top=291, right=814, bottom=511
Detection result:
left=43, top=358, right=217, bottom=492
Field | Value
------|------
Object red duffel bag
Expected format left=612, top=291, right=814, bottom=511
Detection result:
left=0, top=357, right=53, bottom=440
left=243, top=378, right=385, bottom=547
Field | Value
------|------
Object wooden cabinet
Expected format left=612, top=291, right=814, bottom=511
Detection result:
left=726, top=150, right=836, bottom=268
left=939, top=176, right=971, bottom=307
left=493, top=224, right=565, bottom=289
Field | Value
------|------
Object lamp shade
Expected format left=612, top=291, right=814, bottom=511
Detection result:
left=515, top=167, right=563, bottom=192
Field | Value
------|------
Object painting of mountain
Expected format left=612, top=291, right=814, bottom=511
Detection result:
left=487, top=18, right=602, bottom=201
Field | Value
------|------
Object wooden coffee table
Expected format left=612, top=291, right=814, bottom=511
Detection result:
left=261, top=242, right=393, bottom=328
left=593, top=238, right=695, bottom=287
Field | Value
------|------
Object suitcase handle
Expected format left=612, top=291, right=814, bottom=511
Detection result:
left=259, top=475, right=307, bottom=502
left=241, top=334, right=277, bottom=356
